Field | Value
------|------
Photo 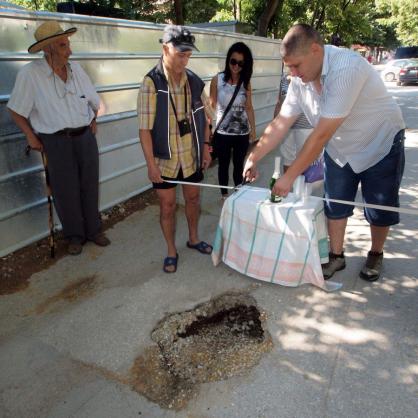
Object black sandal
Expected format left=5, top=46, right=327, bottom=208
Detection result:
left=163, top=253, right=178, bottom=273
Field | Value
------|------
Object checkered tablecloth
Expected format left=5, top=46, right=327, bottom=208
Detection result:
left=212, top=186, right=341, bottom=291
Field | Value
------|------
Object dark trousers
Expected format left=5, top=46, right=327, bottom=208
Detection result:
left=216, top=133, right=249, bottom=195
left=39, top=128, right=101, bottom=242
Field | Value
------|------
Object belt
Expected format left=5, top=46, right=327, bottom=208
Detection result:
left=42, top=126, right=89, bottom=137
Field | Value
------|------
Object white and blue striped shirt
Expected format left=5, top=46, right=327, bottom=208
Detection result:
left=281, top=45, right=405, bottom=173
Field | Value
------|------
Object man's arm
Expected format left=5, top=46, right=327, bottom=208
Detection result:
left=201, top=118, right=212, bottom=170
left=273, top=116, right=345, bottom=196
left=8, top=109, right=43, bottom=152
left=243, top=113, right=298, bottom=181
left=139, top=129, right=163, bottom=183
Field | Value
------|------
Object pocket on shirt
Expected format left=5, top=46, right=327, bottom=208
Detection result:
left=77, top=96, right=91, bottom=118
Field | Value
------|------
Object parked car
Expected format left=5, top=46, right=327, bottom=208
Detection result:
left=398, top=60, right=418, bottom=86
left=380, top=59, right=416, bottom=82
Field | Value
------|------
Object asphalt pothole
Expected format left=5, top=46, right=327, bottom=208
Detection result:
left=131, top=291, right=273, bottom=410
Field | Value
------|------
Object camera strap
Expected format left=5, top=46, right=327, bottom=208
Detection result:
left=213, top=79, right=242, bottom=136
left=169, top=84, right=188, bottom=122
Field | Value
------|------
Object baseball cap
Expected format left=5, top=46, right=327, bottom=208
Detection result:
left=160, top=25, right=199, bottom=52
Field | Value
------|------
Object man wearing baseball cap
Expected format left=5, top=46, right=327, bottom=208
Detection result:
left=137, top=25, right=212, bottom=273
left=7, top=21, right=110, bottom=255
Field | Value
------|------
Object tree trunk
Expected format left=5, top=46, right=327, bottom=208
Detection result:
left=174, top=0, right=184, bottom=25
left=256, top=0, right=283, bottom=37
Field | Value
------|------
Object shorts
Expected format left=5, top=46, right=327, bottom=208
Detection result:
left=324, top=130, right=405, bottom=226
left=152, top=168, right=204, bottom=190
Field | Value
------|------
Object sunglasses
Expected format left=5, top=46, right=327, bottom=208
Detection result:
left=230, top=58, right=244, bottom=68
left=171, top=31, right=195, bottom=45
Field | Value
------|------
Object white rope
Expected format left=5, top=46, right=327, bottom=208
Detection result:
left=164, top=180, right=236, bottom=190
left=313, top=196, right=418, bottom=216
left=163, top=180, right=418, bottom=216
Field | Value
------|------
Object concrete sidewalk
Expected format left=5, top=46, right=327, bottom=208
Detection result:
left=1, top=136, right=417, bottom=415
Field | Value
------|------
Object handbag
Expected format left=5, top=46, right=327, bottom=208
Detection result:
left=303, top=154, right=324, bottom=183
left=210, top=79, right=243, bottom=159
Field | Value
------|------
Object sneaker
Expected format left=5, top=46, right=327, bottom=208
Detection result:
left=67, top=241, right=83, bottom=255
left=91, top=233, right=111, bottom=247
left=359, top=251, right=383, bottom=282
left=322, top=252, right=346, bottom=280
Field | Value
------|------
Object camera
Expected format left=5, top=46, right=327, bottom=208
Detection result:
left=178, top=119, right=191, bottom=137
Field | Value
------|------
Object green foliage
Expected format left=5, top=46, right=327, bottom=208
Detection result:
left=8, top=0, right=413, bottom=48
left=9, top=0, right=57, bottom=11
left=376, top=0, right=418, bottom=45
left=184, top=0, right=218, bottom=23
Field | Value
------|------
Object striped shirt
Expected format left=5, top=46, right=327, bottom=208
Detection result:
left=7, top=58, right=99, bottom=133
left=137, top=64, right=208, bottom=178
left=281, top=45, right=405, bottom=173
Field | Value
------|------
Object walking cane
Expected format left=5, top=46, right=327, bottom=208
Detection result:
left=25, top=145, right=55, bottom=258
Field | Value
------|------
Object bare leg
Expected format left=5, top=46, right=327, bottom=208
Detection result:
left=370, top=225, right=389, bottom=253
left=327, top=218, right=348, bottom=254
left=156, top=188, right=177, bottom=270
left=182, top=184, right=200, bottom=245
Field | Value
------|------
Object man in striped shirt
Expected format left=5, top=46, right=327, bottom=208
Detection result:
left=244, top=23, right=405, bottom=282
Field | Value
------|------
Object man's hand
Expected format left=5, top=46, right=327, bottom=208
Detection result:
left=201, top=145, right=212, bottom=170
left=243, top=158, right=258, bottom=183
left=272, top=172, right=294, bottom=197
left=27, top=131, right=43, bottom=152
left=148, top=164, right=163, bottom=183
left=90, top=118, right=97, bottom=135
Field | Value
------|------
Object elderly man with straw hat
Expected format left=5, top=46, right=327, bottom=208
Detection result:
left=7, top=21, right=110, bottom=255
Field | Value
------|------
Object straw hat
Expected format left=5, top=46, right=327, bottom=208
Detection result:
left=28, top=21, right=77, bottom=54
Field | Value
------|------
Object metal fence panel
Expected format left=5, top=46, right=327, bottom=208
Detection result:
left=0, top=8, right=282, bottom=256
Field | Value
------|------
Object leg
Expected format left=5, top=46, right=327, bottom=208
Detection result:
left=216, top=133, right=233, bottom=196
left=156, top=187, right=178, bottom=264
left=74, top=129, right=101, bottom=240
left=327, top=218, right=348, bottom=255
left=322, top=152, right=359, bottom=279
left=40, top=134, right=84, bottom=242
left=182, top=183, right=201, bottom=245
left=231, top=134, right=249, bottom=186
left=359, top=130, right=405, bottom=280
left=370, top=225, right=389, bottom=253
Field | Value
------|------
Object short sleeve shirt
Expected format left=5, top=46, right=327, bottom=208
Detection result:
left=280, top=45, right=405, bottom=173
left=7, top=58, right=99, bottom=133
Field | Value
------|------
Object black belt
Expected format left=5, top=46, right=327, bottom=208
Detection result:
left=42, top=126, right=89, bottom=137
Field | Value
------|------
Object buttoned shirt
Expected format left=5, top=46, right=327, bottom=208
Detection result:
left=281, top=45, right=405, bottom=173
left=137, top=62, right=209, bottom=178
left=7, top=58, right=99, bottom=134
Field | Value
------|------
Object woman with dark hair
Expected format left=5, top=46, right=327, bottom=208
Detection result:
left=210, top=42, right=256, bottom=199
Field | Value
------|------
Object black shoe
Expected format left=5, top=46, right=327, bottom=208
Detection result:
left=67, top=241, right=83, bottom=255
left=359, top=251, right=383, bottom=282
left=322, top=252, right=346, bottom=280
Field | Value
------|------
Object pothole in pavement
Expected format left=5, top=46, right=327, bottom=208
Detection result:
left=130, top=291, right=273, bottom=410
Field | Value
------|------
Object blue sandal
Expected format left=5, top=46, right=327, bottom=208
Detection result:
left=186, top=241, right=213, bottom=254
left=163, top=253, right=178, bottom=273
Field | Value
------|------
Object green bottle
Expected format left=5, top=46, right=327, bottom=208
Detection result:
left=269, top=157, right=282, bottom=203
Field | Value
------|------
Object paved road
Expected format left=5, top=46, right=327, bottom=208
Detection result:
left=0, top=85, right=417, bottom=418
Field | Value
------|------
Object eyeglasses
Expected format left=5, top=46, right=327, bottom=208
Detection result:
left=230, top=58, right=244, bottom=68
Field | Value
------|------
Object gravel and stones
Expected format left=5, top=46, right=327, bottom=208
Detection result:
left=130, top=291, right=273, bottom=410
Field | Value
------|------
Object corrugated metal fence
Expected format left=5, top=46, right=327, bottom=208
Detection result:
left=0, top=8, right=282, bottom=257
